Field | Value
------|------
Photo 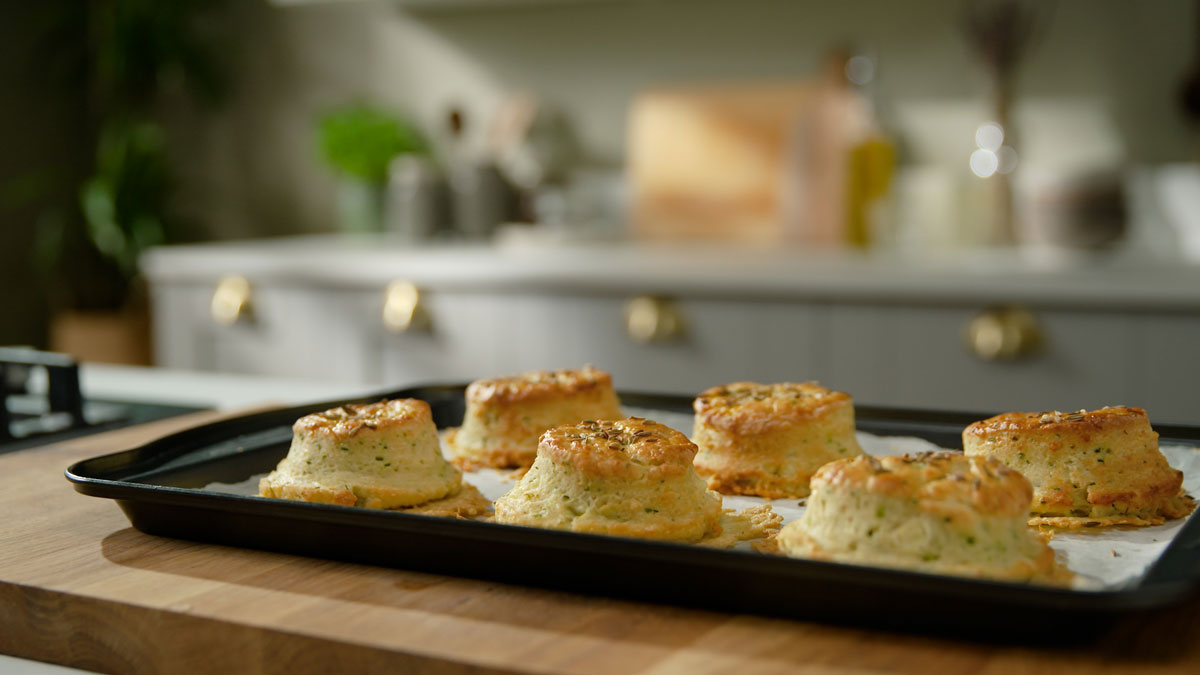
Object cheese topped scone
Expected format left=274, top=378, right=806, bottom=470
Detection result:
left=778, top=452, right=1072, bottom=585
left=692, top=381, right=864, bottom=499
left=447, top=367, right=623, bottom=470
left=494, top=417, right=723, bottom=542
left=259, top=399, right=462, bottom=509
left=963, top=406, right=1194, bottom=528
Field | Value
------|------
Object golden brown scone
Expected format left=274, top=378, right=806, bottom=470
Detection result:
left=692, top=381, right=864, bottom=499
left=963, top=407, right=1195, bottom=528
left=447, top=367, right=623, bottom=470
left=777, top=452, right=1072, bottom=585
left=494, top=417, right=723, bottom=542
left=259, top=399, right=462, bottom=509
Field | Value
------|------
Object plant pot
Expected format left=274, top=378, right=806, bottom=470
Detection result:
left=50, top=307, right=152, bottom=366
left=337, top=179, right=387, bottom=233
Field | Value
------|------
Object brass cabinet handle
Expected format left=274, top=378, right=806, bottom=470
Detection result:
left=383, top=281, right=431, bottom=333
left=966, top=306, right=1043, bottom=361
left=210, top=275, right=252, bottom=326
left=624, top=295, right=686, bottom=344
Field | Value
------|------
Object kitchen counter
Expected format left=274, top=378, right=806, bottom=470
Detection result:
left=3, top=370, right=1200, bottom=673
left=143, top=234, right=1200, bottom=311
left=76, top=363, right=367, bottom=411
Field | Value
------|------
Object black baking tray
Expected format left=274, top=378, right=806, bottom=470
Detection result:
left=66, top=384, right=1200, bottom=639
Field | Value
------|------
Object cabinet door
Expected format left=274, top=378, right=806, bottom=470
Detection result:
left=500, top=294, right=822, bottom=395
left=822, top=303, right=1134, bottom=415
left=377, top=291, right=521, bottom=386
left=1127, top=313, right=1200, bottom=424
left=153, top=282, right=375, bottom=383
left=211, top=286, right=375, bottom=383
left=150, top=282, right=210, bottom=370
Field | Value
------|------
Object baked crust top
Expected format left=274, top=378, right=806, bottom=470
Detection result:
left=292, top=399, right=432, bottom=438
left=964, top=406, right=1148, bottom=438
left=693, top=381, right=853, bottom=435
left=539, top=417, right=697, bottom=479
left=466, top=366, right=614, bottom=404
left=813, top=451, right=1033, bottom=519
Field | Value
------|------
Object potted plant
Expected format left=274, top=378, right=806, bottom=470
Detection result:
left=40, top=121, right=183, bottom=364
left=317, top=104, right=428, bottom=232
left=26, top=1, right=223, bottom=364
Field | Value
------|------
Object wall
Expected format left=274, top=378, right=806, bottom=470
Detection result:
left=168, top=0, right=1197, bottom=240
left=0, top=4, right=92, bottom=347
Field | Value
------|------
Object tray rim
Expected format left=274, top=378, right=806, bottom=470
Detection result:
left=64, top=383, right=1200, bottom=627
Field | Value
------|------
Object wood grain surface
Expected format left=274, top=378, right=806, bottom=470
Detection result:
left=2, top=410, right=1200, bottom=674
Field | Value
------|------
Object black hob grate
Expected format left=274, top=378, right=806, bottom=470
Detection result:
left=0, top=347, right=205, bottom=452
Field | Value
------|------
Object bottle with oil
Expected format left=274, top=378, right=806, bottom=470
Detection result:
left=841, top=50, right=898, bottom=250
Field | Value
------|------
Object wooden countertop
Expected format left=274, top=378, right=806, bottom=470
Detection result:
left=4, top=411, right=1200, bottom=674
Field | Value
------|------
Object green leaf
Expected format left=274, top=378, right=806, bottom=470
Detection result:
left=317, top=105, right=428, bottom=183
left=80, top=178, right=124, bottom=259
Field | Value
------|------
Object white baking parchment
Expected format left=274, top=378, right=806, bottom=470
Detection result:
left=206, top=405, right=1200, bottom=591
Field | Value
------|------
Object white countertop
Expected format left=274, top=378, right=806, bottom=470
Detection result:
left=142, top=234, right=1200, bottom=310
left=78, top=363, right=369, bottom=410
left=0, top=655, right=92, bottom=675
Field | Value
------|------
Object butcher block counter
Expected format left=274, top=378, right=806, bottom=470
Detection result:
left=3, top=411, right=1200, bottom=674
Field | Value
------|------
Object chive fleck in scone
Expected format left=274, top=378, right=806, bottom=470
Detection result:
left=692, top=381, right=865, bottom=499
left=963, top=407, right=1195, bottom=528
left=778, top=452, right=1072, bottom=584
left=494, top=417, right=723, bottom=542
left=447, top=367, right=623, bottom=470
left=260, top=399, right=462, bottom=509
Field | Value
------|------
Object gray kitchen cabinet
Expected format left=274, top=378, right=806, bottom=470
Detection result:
left=143, top=236, right=1200, bottom=424
left=495, top=294, right=823, bottom=394
left=152, top=282, right=377, bottom=383
left=377, top=291, right=519, bottom=384
left=822, top=304, right=1133, bottom=413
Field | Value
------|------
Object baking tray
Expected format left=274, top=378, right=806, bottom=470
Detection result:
left=65, top=384, right=1200, bottom=638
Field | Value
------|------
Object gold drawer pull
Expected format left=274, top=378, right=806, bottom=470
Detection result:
left=625, top=296, right=686, bottom=344
left=383, top=281, right=431, bottom=333
left=967, top=306, right=1042, bottom=361
left=210, top=275, right=252, bottom=326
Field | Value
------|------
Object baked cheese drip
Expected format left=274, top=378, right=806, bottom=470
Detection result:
left=692, top=381, right=864, bottom=498
left=963, top=406, right=1195, bottom=528
left=494, top=417, right=723, bottom=542
left=260, top=399, right=461, bottom=509
left=778, top=452, right=1072, bottom=585
left=447, top=367, right=623, bottom=470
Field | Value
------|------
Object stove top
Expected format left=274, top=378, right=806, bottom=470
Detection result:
left=1, top=347, right=206, bottom=453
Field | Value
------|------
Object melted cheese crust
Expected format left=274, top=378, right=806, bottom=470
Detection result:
left=494, top=417, right=723, bottom=542
left=540, top=417, right=697, bottom=480
left=466, top=366, right=615, bottom=405
left=694, top=381, right=854, bottom=435
left=260, top=398, right=461, bottom=509
left=448, top=367, right=624, bottom=470
left=293, top=399, right=432, bottom=438
left=963, top=406, right=1195, bottom=527
left=692, top=381, right=864, bottom=499
left=778, top=452, right=1071, bottom=585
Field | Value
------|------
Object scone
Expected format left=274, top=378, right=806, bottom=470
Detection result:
left=447, top=367, right=624, bottom=470
left=963, top=406, right=1195, bottom=528
left=777, top=452, right=1071, bottom=584
left=692, top=381, right=865, bottom=498
left=494, top=417, right=723, bottom=542
left=260, top=399, right=462, bottom=509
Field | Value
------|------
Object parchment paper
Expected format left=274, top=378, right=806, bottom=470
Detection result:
left=206, top=405, right=1200, bottom=591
